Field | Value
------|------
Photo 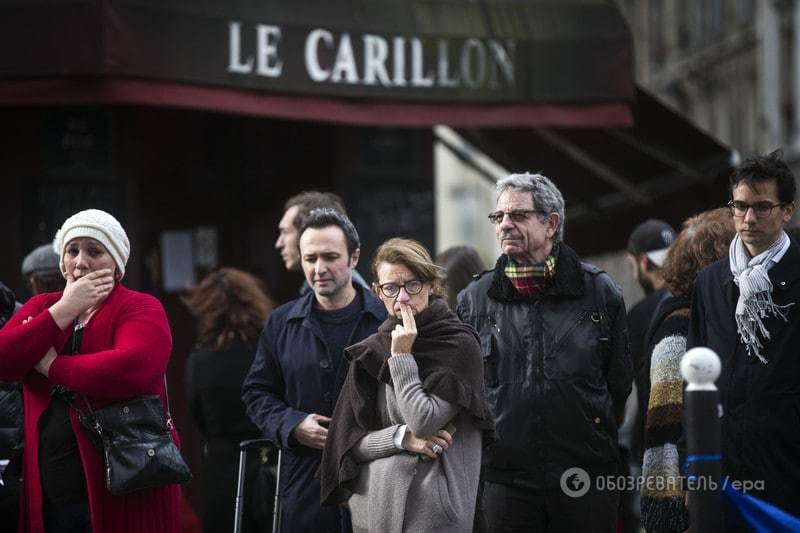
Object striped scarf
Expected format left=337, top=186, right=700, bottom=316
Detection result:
left=729, top=231, right=794, bottom=363
left=504, top=255, right=556, bottom=296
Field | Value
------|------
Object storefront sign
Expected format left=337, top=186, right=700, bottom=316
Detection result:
left=0, top=1, right=634, bottom=108
left=227, top=22, right=515, bottom=93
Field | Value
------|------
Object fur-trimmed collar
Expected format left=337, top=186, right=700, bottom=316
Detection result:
left=487, top=243, right=585, bottom=302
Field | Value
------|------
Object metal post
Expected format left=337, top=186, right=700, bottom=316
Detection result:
left=680, top=347, right=723, bottom=532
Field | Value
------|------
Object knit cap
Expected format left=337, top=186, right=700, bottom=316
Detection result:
left=53, top=209, right=130, bottom=279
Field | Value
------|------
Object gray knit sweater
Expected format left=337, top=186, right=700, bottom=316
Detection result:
left=347, top=354, right=482, bottom=533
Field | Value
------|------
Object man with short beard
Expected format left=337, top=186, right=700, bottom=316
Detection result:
left=243, top=209, right=386, bottom=532
left=458, top=173, right=633, bottom=532
left=624, top=219, right=675, bottom=468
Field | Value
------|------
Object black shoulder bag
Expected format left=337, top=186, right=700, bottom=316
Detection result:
left=64, top=322, right=192, bottom=495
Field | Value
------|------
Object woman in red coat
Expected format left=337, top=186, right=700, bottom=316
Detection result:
left=0, top=209, right=181, bottom=533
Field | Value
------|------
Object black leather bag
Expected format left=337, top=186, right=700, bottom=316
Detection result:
left=75, top=384, right=192, bottom=495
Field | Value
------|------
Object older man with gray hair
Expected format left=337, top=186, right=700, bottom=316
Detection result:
left=458, top=172, right=633, bottom=532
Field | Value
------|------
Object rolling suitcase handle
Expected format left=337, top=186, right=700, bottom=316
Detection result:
left=233, top=439, right=274, bottom=533
left=272, top=448, right=282, bottom=533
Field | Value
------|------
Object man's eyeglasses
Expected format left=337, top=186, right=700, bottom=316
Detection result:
left=727, top=201, right=786, bottom=218
left=487, top=209, right=545, bottom=225
left=377, top=280, right=424, bottom=298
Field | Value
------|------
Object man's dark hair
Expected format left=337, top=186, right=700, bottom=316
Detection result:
left=298, top=208, right=360, bottom=256
left=730, top=149, right=797, bottom=204
left=284, top=191, right=347, bottom=230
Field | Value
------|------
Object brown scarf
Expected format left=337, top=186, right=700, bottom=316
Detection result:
left=319, top=299, right=493, bottom=506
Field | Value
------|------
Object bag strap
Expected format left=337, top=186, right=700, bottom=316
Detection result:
left=62, top=319, right=175, bottom=431
left=162, top=374, right=175, bottom=430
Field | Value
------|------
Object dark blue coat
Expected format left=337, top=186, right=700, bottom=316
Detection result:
left=242, top=285, right=386, bottom=533
left=688, top=237, right=800, bottom=520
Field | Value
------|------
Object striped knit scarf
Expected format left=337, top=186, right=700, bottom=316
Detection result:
left=729, top=231, right=794, bottom=363
left=641, top=329, right=690, bottom=533
left=504, top=255, right=556, bottom=296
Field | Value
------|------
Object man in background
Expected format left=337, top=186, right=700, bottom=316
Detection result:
left=621, top=220, right=676, bottom=532
left=1, top=243, right=64, bottom=531
left=276, top=191, right=369, bottom=294
left=624, top=220, right=675, bottom=461
left=21, top=244, right=66, bottom=296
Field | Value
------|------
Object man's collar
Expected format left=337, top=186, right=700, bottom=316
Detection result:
left=770, top=232, right=792, bottom=263
left=286, top=290, right=317, bottom=321
left=488, top=243, right=584, bottom=302
left=766, top=235, right=800, bottom=283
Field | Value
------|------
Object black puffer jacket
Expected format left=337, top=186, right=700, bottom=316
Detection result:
left=0, top=382, right=22, bottom=463
left=0, top=283, right=23, bottom=468
left=457, top=244, right=632, bottom=489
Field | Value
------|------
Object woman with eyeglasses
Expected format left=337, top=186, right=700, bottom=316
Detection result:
left=320, top=238, right=493, bottom=533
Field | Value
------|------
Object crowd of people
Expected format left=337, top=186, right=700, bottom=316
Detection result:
left=0, top=149, right=798, bottom=533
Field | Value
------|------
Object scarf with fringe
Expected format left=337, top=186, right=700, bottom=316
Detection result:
left=729, top=231, right=794, bottom=363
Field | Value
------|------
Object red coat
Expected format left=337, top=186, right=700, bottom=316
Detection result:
left=0, top=284, right=181, bottom=533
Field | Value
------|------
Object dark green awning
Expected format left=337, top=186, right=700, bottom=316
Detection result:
left=0, top=0, right=634, bottom=126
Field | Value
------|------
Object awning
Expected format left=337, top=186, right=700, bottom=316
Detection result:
left=0, top=0, right=634, bottom=127
left=453, top=88, right=735, bottom=254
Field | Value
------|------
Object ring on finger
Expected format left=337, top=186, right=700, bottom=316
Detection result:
left=431, top=443, right=443, bottom=455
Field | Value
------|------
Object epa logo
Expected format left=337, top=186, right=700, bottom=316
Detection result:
left=560, top=467, right=590, bottom=498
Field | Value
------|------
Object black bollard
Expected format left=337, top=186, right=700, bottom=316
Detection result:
left=681, top=347, right=723, bottom=532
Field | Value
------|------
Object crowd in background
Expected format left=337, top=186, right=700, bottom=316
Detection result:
left=1, top=149, right=798, bottom=533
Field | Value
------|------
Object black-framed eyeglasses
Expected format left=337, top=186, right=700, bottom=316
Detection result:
left=378, top=280, right=424, bottom=298
left=727, top=201, right=786, bottom=218
left=487, top=209, right=546, bottom=225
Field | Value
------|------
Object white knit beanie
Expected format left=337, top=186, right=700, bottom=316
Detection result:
left=53, top=209, right=130, bottom=279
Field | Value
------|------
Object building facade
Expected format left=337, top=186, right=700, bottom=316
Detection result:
left=618, top=0, right=800, bottom=192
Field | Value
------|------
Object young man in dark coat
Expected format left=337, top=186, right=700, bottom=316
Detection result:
left=687, top=150, right=799, bottom=529
left=458, top=173, right=633, bottom=533
left=243, top=209, right=386, bottom=533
